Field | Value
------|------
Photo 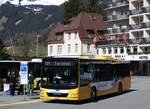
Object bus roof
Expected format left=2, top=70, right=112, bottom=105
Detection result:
left=43, top=55, right=116, bottom=61
left=80, top=56, right=115, bottom=60
left=0, top=60, right=21, bottom=63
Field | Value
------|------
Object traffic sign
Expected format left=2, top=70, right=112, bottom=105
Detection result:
left=20, top=61, right=28, bottom=84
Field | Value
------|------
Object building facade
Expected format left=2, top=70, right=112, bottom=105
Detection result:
left=47, top=12, right=106, bottom=57
left=97, top=0, right=150, bottom=75
left=97, top=0, right=130, bottom=59
left=126, top=0, right=150, bottom=75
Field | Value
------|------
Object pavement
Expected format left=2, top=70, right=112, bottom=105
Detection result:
left=0, top=91, right=41, bottom=107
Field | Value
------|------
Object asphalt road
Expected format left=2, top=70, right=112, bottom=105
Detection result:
left=2, top=76, right=150, bottom=109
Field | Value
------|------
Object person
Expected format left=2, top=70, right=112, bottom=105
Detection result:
left=53, top=73, right=62, bottom=84
left=28, top=72, right=34, bottom=95
left=9, top=72, right=16, bottom=96
left=17, top=75, right=23, bottom=95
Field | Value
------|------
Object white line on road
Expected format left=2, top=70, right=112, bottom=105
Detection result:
left=0, top=99, right=41, bottom=107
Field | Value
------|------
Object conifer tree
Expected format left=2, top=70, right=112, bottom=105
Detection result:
left=0, top=38, right=9, bottom=60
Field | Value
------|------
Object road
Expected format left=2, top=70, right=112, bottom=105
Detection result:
left=1, top=76, right=150, bottom=109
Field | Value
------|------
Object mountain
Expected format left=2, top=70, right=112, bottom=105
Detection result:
left=0, top=0, right=65, bottom=6
left=0, top=2, right=64, bottom=45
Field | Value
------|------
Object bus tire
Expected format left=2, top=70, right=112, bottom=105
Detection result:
left=91, top=87, right=97, bottom=101
left=118, top=83, right=122, bottom=95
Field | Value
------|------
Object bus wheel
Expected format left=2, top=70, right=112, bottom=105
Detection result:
left=118, top=83, right=122, bottom=95
left=91, top=87, right=97, bottom=101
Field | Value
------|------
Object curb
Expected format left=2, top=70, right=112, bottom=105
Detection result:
left=0, top=99, right=41, bottom=107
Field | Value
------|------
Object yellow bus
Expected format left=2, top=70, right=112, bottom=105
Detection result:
left=40, top=56, right=131, bottom=101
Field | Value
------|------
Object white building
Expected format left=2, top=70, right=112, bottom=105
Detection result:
left=47, top=12, right=106, bottom=57
left=97, top=0, right=129, bottom=60
left=126, top=0, right=150, bottom=75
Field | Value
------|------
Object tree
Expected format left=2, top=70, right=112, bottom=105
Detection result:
left=64, top=0, right=80, bottom=20
left=64, top=0, right=102, bottom=20
left=14, top=33, right=33, bottom=60
left=0, top=38, right=9, bottom=60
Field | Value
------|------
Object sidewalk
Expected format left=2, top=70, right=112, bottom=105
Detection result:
left=0, top=91, right=41, bottom=107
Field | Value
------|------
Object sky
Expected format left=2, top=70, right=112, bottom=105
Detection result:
left=0, top=0, right=67, bottom=5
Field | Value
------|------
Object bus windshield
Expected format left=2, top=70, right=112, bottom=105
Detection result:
left=42, top=58, right=78, bottom=89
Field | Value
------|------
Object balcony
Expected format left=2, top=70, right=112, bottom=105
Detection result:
left=112, top=15, right=118, bottom=20
left=96, top=40, right=127, bottom=46
left=104, top=0, right=128, bottom=10
left=130, top=24, right=144, bottom=30
left=143, top=6, right=150, bottom=13
left=106, top=14, right=129, bottom=22
left=143, top=22, right=150, bottom=28
left=108, top=27, right=129, bottom=34
left=130, top=8, right=144, bottom=15
left=128, top=38, right=150, bottom=44
left=96, top=38, right=150, bottom=46
left=128, top=51, right=150, bottom=55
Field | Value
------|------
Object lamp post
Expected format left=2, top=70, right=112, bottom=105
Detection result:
left=36, top=35, right=40, bottom=57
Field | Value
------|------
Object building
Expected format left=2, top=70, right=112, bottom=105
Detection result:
left=126, top=0, right=150, bottom=75
left=47, top=12, right=106, bottom=57
left=97, top=0, right=130, bottom=59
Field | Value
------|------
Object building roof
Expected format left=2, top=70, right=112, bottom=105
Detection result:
left=47, top=12, right=107, bottom=44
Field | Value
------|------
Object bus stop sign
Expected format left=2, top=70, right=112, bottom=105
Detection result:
left=20, top=62, right=28, bottom=84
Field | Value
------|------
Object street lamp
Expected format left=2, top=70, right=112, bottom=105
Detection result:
left=36, top=35, right=40, bottom=57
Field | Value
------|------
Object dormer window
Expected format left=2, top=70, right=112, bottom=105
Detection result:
left=91, top=15, right=96, bottom=21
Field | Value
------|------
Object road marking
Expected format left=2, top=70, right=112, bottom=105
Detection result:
left=0, top=99, right=41, bottom=107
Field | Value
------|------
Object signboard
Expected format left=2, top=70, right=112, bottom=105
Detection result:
left=19, top=61, right=28, bottom=84
left=3, top=84, right=10, bottom=95
left=125, top=55, right=150, bottom=61
left=3, top=84, right=9, bottom=92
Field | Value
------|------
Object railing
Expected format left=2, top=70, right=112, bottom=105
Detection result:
left=106, top=14, right=129, bottom=21
left=108, top=27, right=129, bottom=34
left=96, top=40, right=127, bottom=46
left=130, top=22, right=150, bottom=29
left=130, top=8, right=144, bottom=15
left=112, top=15, right=118, bottom=20
left=143, top=6, right=150, bottom=13
left=104, top=0, right=128, bottom=9
left=96, top=38, right=150, bottom=45
left=128, top=38, right=150, bottom=44
left=143, top=22, right=150, bottom=28
left=130, top=23, right=144, bottom=30
left=128, top=52, right=150, bottom=55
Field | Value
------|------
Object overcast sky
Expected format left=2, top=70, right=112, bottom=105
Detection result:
left=0, top=0, right=67, bottom=5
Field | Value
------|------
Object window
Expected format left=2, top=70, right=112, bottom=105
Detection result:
left=114, top=47, right=117, bottom=54
left=91, top=15, right=96, bottom=21
left=74, top=32, right=77, bottom=39
left=115, top=63, right=130, bottom=77
left=50, top=46, right=53, bottom=54
left=97, top=64, right=114, bottom=81
left=120, top=47, right=124, bottom=54
left=127, top=48, right=130, bottom=53
left=68, top=44, right=71, bottom=53
left=80, top=64, right=94, bottom=85
left=102, top=48, right=106, bottom=54
left=87, top=44, right=91, bottom=52
left=68, top=33, right=71, bottom=40
left=75, top=43, right=78, bottom=53
left=133, top=47, right=137, bottom=53
left=108, top=48, right=111, bottom=54
left=57, top=45, right=62, bottom=54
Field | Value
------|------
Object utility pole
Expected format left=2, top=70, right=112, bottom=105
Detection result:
left=7, top=28, right=15, bottom=57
